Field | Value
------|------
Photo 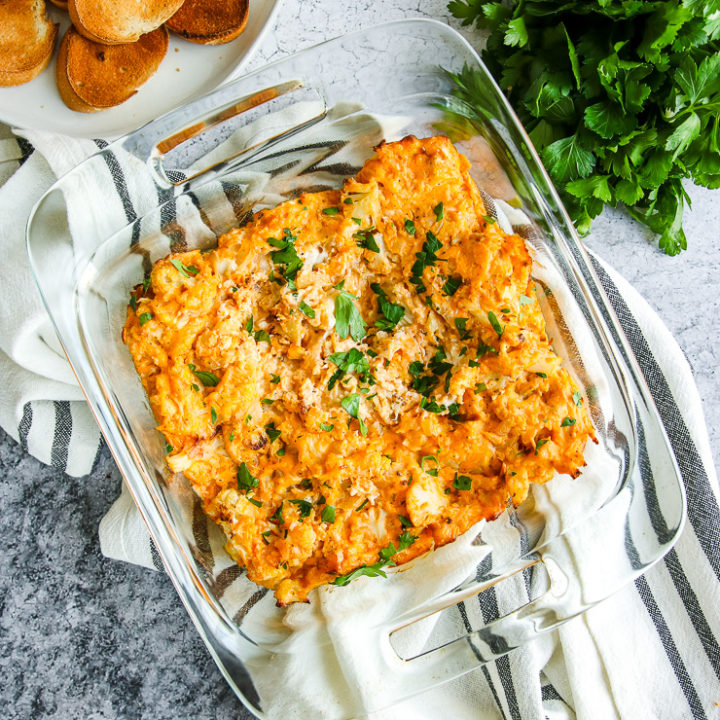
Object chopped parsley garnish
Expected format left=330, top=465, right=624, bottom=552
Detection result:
left=433, top=202, right=444, bottom=222
left=421, top=454, right=439, bottom=476
left=404, top=219, right=416, bottom=235
left=229, top=432, right=235, bottom=442
left=561, top=417, right=577, bottom=427
left=535, top=438, right=550, bottom=455
left=271, top=501, right=284, bottom=524
left=261, top=531, right=270, bottom=545
left=343, top=197, right=354, bottom=205
left=169, top=258, right=199, bottom=278
left=139, top=312, right=152, bottom=326
left=289, top=498, right=313, bottom=518
left=320, top=423, right=334, bottom=432
left=536, top=372, right=548, bottom=379
left=453, top=473, right=472, bottom=490
left=355, top=498, right=369, bottom=512
left=482, top=215, right=496, bottom=225
left=270, top=374, right=281, bottom=384
left=442, top=276, right=462, bottom=296
left=351, top=217, right=362, bottom=225
left=322, top=206, right=340, bottom=215
left=254, top=329, right=271, bottom=344
left=187, top=364, right=220, bottom=387
left=398, top=515, right=412, bottom=528
left=354, top=228, right=380, bottom=253
left=299, top=301, right=315, bottom=318
left=341, top=393, right=368, bottom=436
left=245, top=414, right=252, bottom=425
left=327, top=348, right=371, bottom=390
left=410, top=231, right=442, bottom=294
left=420, top=397, right=446, bottom=414
left=332, top=532, right=416, bottom=586
left=164, top=442, right=173, bottom=453
left=429, top=346, right=453, bottom=376
left=334, top=290, right=367, bottom=342
left=267, top=228, right=303, bottom=289
left=488, top=311, right=504, bottom=338
left=245, top=316, right=254, bottom=334
left=573, top=391, right=583, bottom=406
left=230, top=286, right=239, bottom=292
left=261, top=398, right=274, bottom=405
left=142, top=275, right=152, bottom=293
left=237, top=462, right=259, bottom=493
left=265, top=423, right=281, bottom=442
left=454, top=317, right=471, bottom=340
left=247, top=497, right=263, bottom=508
left=321, top=505, right=336, bottom=523
left=210, top=407, right=217, bottom=424
left=129, top=294, right=137, bottom=311
left=191, top=383, right=200, bottom=392
left=474, top=382, right=487, bottom=394
left=370, top=283, right=405, bottom=331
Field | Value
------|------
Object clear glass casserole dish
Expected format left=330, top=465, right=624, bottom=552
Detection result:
left=26, top=19, right=685, bottom=720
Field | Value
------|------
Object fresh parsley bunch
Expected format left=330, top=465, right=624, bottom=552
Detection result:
left=448, top=0, right=720, bottom=254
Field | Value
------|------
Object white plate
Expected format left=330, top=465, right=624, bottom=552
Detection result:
left=0, top=0, right=282, bottom=138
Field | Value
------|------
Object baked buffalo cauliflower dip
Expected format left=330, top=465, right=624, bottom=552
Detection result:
left=123, top=135, right=595, bottom=605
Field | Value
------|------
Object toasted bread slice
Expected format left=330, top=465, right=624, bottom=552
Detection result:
left=68, top=0, right=183, bottom=45
left=0, top=0, right=58, bottom=87
left=166, top=0, right=249, bottom=45
left=57, top=25, right=168, bottom=113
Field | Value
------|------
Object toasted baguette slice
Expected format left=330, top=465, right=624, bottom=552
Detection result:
left=0, top=0, right=58, bottom=87
left=166, top=0, right=249, bottom=45
left=57, top=25, right=168, bottom=113
left=68, top=0, right=183, bottom=45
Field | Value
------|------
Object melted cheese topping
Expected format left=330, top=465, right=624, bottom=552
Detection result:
left=123, top=136, right=595, bottom=604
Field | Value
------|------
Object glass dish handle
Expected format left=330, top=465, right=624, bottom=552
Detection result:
left=118, top=78, right=328, bottom=186
left=354, top=484, right=666, bottom=713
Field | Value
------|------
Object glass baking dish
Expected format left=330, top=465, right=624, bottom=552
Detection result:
left=26, top=19, right=685, bottom=719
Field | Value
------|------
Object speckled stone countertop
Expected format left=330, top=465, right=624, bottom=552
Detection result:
left=1, top=1, right=718, bottom=718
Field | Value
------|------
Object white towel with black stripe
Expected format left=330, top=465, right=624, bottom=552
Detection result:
left=0, top=116, right=718, bottom=720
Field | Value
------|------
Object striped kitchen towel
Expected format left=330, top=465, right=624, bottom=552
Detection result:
left=0, top=115, right=718, bottom=719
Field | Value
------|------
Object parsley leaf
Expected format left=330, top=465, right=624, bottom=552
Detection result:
left=405, top=219, right=416, bottom=235
left=169, top=258, right=200, bottom=278
left=289, top=498, right=313, bottom=518
left=332, top=532, right=416, bottom=586
left=488, top=311, right=504, bottom=338
left=139, top=312, right=152, bottom=326
left=321, top=505, right=336, bottom=523
left=454, top=317, right=471, bottom=340
left=299, top=301, right=315, bottom=318
left=341, top=393, right=368, bottom=436
left=453, top=473, right=472, bottom=490
left=265, top=423, right=282, bottom=443
left=410, top=231, right=443, bottom=294
left=237, top=463, right=259, bottom=493
left=327, top=348, right=371, bottom=390
left=370, top=283, right=405, bottom=331
left=444, top=3, right=720, bottom=254
left=354, top=228, right=380, bottom=253
left=334, top=289, right=367, bottom=342
left=187, top=364, right=220, bottom=387
left=442, top=275, right=462, bottom=296
left=268, top=228, right=303, bottom=287
left=433, top=202, right=444, bottom=222
left=561, top=417, right=577, bottom=427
